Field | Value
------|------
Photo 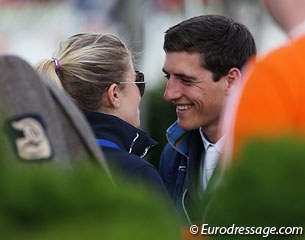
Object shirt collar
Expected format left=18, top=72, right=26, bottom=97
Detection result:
left=199, top=127, right=225, bottom=153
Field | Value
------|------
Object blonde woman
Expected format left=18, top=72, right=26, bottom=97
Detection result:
left=35, top=33, right=167, bottom=196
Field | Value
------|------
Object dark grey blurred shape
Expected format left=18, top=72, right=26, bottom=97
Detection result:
left=0, top=54, right=110, bottom=175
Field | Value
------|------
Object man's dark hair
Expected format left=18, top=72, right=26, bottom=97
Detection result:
left=163, top=15, right=257, bottom=81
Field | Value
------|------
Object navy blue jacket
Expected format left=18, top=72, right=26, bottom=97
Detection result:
left=159, top=121, right=205, bottom=224
left=83, top=111, right=168, bottom=196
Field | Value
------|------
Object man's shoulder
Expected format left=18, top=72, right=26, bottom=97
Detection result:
left=160, top=143, right=180, bottom=163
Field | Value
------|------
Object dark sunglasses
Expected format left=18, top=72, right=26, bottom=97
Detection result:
left=118, top=71, right=146, bottom=96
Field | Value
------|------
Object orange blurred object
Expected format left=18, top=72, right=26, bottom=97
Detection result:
left=230, top=36, right=305, bottom=156
left=181, top=227, right=208, bottom=240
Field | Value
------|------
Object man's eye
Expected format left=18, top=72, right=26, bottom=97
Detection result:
left=181, top=78, right=193, bottom=84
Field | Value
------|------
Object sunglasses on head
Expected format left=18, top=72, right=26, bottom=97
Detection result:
left=118, top=71, right=146, bottom=96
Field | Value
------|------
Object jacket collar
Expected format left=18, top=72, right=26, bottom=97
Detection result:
left=166, top=121, right=193, bottom=158
left=83, top=111, right=157, bottom=158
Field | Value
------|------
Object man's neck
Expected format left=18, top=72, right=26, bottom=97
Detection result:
left=199, top=127, right=226, bottom=153
left=199, top=126, right=220, bottom=144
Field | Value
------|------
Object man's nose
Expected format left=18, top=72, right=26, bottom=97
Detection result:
left=163, top=78, right=181, bottom=101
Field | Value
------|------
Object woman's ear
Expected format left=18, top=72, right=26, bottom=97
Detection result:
left=225, top=68, right=242, bottom=96
left=106, top=83, right=120, bottom=108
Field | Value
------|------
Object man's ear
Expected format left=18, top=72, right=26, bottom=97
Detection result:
left=106, top=83, right=120, bottom=108
left=225, top=68, right=242, bottom=96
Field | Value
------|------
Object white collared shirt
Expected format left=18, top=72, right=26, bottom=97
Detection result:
left=199, top=128, right=225, bottom=194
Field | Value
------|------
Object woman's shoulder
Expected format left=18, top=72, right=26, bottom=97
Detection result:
left=104, top=148, right=156, bottom=174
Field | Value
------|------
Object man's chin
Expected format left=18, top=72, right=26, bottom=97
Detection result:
left=177, top=120, right=197, bottom=131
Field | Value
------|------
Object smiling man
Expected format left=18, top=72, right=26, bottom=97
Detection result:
left=159, top=15, right=256, bottom=224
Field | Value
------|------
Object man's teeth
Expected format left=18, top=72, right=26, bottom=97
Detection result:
left=177, top=105, right=191, bottom=111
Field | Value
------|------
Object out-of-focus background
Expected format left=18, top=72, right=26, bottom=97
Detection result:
left=0, top=0, right=288, bottom=166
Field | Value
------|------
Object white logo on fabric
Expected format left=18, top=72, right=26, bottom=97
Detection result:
left=12, top=117, right=51, bottom=160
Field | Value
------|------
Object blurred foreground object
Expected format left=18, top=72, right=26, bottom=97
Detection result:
left=221, top=0, right=305, bottom=162
left=203, top=137, right=305, bottom=239
left=0, top=55, right=109, bottom=170
left=0, top=133, right=181, bottom=240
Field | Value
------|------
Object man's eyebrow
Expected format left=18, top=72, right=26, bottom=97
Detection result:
left=162, top=69, right=196, bottom=80
left=174, top=73, right=196, bottom=80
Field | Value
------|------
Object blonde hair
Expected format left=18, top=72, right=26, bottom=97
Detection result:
left=35, top=33, right=131, bottom=111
